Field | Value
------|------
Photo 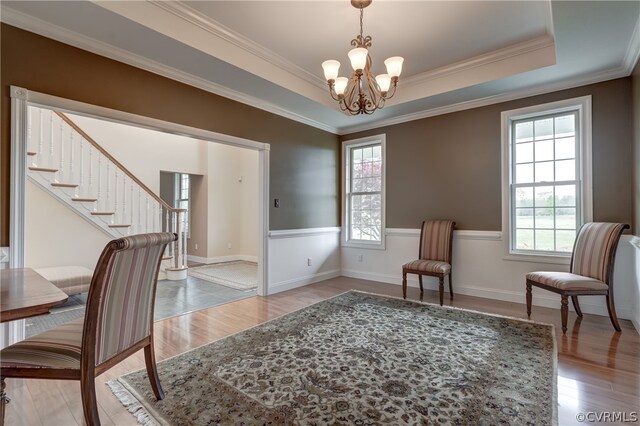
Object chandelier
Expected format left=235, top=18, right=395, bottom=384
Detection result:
left=321, top=0, right=404, bottom=115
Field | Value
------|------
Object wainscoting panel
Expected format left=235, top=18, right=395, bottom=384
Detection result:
left=268, top=227, right=341, bottom=294
left=342, top=229, right=637, bottom=321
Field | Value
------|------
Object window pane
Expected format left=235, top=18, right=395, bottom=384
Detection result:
left=555, top=208, right=576, bottom=230
left=555, top=160, right=575, bottom=181
left=555, top=230, right=576, bottom=252
left=516, top=229, right=534, bottom=250
left=515, top=208, right=533, bottom=228
left=534, top=118, right=553, bottom=140
left=515, top=187, right=533, bottom=207
left=534, top=186, right=554, bottom=207
left=352, top=178, right=363, bottom=192
left=555, top=114, right=575, bottom=138
left=372, top=145, right=381, bottom=159
left=555, top=185, right=576, bottom=206
left=535, top=140, right=554, bottom=162
left=515, top=142, right=533, bottom=164
left=353, top=148, right=362, bottom=162
left=363, top=147, right=372, bottom=160
left=555, top=137, right=575, bottom=160
left=352, top=163, right=362, bottom=179
left=515, top=122, right=533, bottom=143
left=371, top=160, right=382, bottom=177
left=535, top=162, right=554, bottom=182
left=535, top=208, right=554, bottom=229
left=515, top=164, right=533, bottom=183
left=535, top=230, right=555, bottom=251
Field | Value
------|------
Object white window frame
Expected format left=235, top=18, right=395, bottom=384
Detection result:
left=342, top=134, right=386, bottom=250
left=175, top=173, right=191, bottom=239
left=501, top=96, right=592, bottom=264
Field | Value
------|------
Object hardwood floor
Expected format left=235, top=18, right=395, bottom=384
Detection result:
left=4, top=277, right=639, bottom=425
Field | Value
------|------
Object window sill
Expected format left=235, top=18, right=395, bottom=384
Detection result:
left=503, top=252, right=570, bottom=265
left=342, top=240, right=386, bottom=251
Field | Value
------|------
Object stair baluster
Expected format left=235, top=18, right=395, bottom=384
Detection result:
left=87, top=143, right=92, bottom=201
left=114, top=169, right=118, bottom=224
left=58, top=118, right=64, bottom=183
left=69, top=131, right=75, bottom=184
left=49, top=111, right=55, bottom=168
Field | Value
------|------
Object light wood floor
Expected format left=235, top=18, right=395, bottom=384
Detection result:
left=4, top=277, right=639, bottom=425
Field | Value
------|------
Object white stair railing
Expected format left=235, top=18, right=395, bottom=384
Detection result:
left=26, top=107, right=188, bottom=274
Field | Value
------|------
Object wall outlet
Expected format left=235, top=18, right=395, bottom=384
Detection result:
left=194, top=243, right=198, bottom=250
left=227, top=243, right=232, bottom=249
left=274, top=198, right=280, bottom=208
left=307, top=257, right=312, bottom=266
left=357, top=254, right=363, bottom=262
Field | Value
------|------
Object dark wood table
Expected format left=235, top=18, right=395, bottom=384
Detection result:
left=1, top=267, right=69, bottom=424
left=1, top=268, right=69, bottom=323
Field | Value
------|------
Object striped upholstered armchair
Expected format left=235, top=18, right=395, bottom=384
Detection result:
left=402, top=220, right=456, bottom=305
left=526, top=222, right=629, bottom=334
left=0, top=232, right=176, bottom=426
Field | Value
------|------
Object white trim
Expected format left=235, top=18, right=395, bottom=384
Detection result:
left=340, top=270, right=636, bottom=321
left=338, top=67, right=628, bottom=135
left=9, top=87, right=29, bottom=268
left=623, top=10, right=640, bottom=72
left=385, top=228, right=502, bottom=241
left=0, top=6, right=338, bottom=135
left=341, top=135, right=387, bottom=250
left=9, top=86, right=271, bottom=296
left=268, top=269, right=341, bottom=295
left=268, top=227, right=341, bottom=239
left=187, top=254, right=258, bottom=265
left=151, top=1, right=326, bottom=91
left=0, top=247, right=9, bottom=265
left=501, top=95, right=593, bottom=260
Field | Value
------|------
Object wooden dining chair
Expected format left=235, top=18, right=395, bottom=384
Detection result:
left=402, top=220, right=456, bottom=305
left=526, top=222, right=629, bottom=334
left=0, top=232, right=177, bottom=426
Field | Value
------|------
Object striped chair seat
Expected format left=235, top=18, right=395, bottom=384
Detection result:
left=403, top=259, right=451, bottom=274
left=526, top=272, right=608, bottom=291
left=0, top=318, right=83, bottom=370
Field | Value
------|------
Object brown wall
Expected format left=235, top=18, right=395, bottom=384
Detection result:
left=633, top=61, right=640, bottom=236
left=0, top=24, right=340, bottom=245
left=342, top=78, right=634, bottom=231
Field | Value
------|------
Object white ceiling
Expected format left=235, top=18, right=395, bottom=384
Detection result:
left=2, top=1, right=639, bottom=135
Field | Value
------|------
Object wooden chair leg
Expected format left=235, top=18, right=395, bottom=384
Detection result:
left=560, top=295, right=569, bottom=335
left=438, top=276, right=444, bottom=306
left=606, top=294, right=622, bottom=332
left=571, top=296, right=583, bottom=317
left=526, top=282, right=532, bottom=318
left=402, top=272, right=407, bottom=299
left=448, top=272, right=453, bottom=300
left=418, top=275, right=424, bottom=294
left=145, top=343, right=165, bottom=400
left=80, top=370, right=100, bottom=426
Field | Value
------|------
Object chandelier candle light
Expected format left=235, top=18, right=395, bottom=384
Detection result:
left=322, top=0, right=404, bottom=115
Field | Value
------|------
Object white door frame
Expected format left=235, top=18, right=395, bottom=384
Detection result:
left=9, top=85, right=270, bottom=296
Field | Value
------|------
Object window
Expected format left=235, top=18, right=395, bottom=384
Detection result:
left=175, top=173, right=190, bottom=237
left=502, top=96, right=592, bottom=260
left=343, top=135, right=386, bottom=248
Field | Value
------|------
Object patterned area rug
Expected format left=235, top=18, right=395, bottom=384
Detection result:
left=187, top=261, right=257, bottom=290
left=108, top=291, right=557, bottom=425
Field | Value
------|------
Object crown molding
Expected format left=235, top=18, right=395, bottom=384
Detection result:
left=0, top=6, right=339, bottom=135
left=150, top=1, right=327, bottom=91
left=623, top=11, right=640, bottom=72
left=338, top=65, right=630, bottom=135
left=401, top=35, right=555, bottom=90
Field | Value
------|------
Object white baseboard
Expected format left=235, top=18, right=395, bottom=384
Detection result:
left=341, top=269, right=636, bottom=322
left=188, top=254, right=257, bottom=264
left=269, top=269, right=341, bottom=295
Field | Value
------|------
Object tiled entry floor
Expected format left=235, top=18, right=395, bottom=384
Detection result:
left=154, top=275, right=257, bottom=319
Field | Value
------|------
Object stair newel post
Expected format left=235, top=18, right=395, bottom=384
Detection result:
left=113, top=169, right=118, bottom=224
left=87, top=143, right=93, bottom=201
left=146, top=197, right=150, bottom=233
left=57, top=118, right=64, bottom=183
left=174, top=210, right=181, bottom=270
left=77, top=136, right=84, bottom=198
left=129, top=183, right=134, bottom=234
left=69, top=131, right=75, bottom=186
left=104, top=160, right=110, bottom=215
left=95, top=152, right=100, bottom=211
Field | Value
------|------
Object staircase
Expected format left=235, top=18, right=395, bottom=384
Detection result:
left=26, top=106, right=188, bottom=279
